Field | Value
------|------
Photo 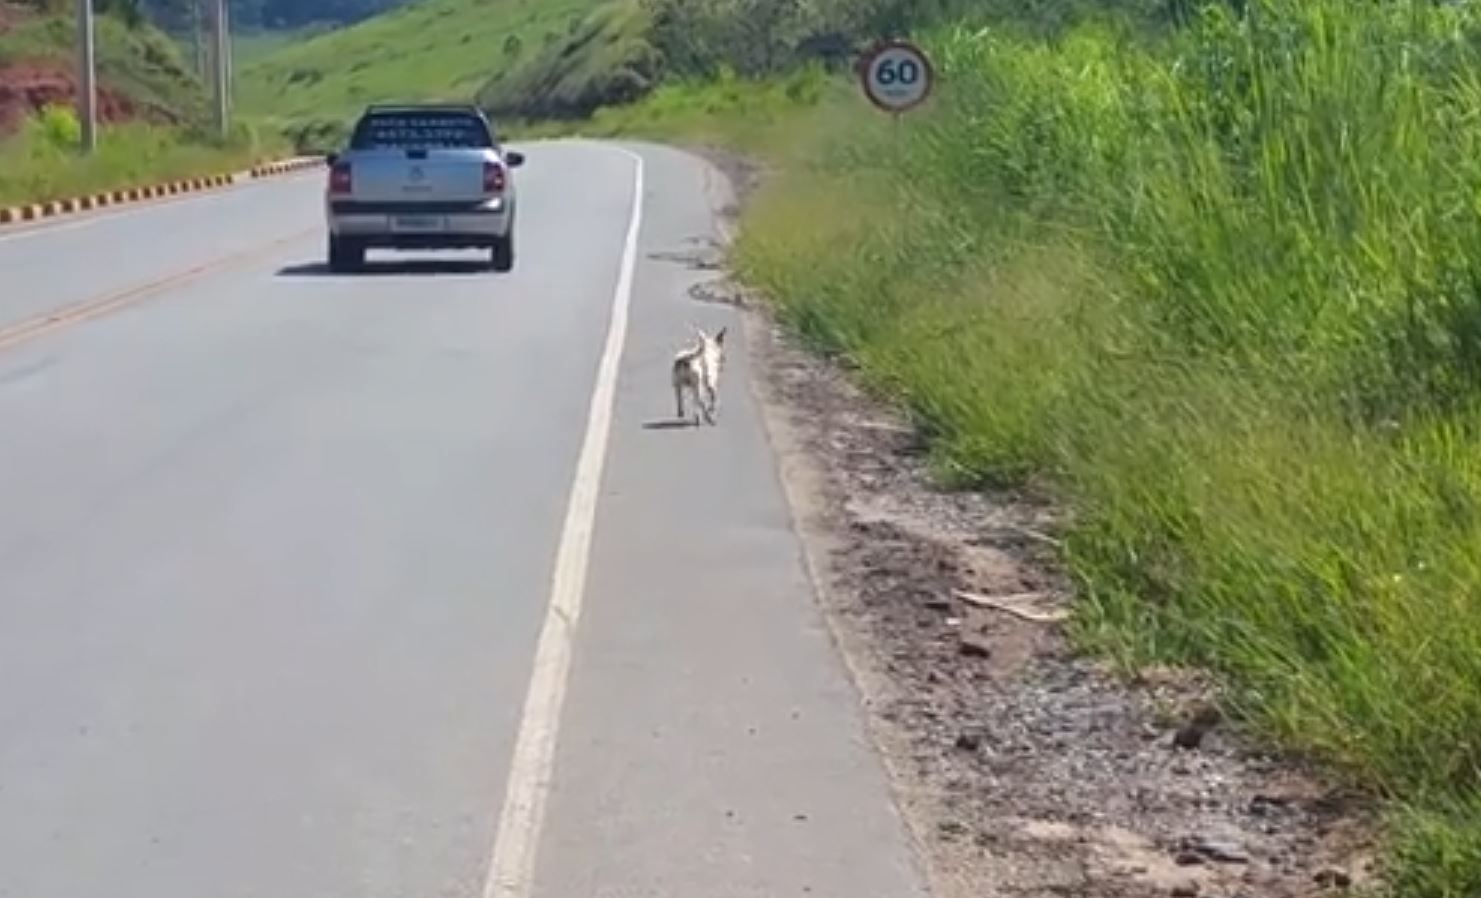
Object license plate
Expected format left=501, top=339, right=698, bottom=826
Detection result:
left=392, top=215, right=445, bottom=232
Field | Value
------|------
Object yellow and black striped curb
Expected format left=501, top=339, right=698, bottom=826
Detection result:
left=248, top=156, right=324, bottom=178
left=0, top=155, right=325, bottom=228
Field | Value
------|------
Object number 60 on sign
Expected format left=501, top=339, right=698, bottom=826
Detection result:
left=858, top=40, right=935, bottom=114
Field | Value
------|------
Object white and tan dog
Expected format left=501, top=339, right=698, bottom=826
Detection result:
left=672, top=326, right=727, bottom=426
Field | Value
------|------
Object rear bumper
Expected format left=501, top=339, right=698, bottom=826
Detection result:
left=327, top=197, right=512, bottom=246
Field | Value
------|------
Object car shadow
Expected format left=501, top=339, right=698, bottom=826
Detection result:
left=276, top=259, right=493, bottom=278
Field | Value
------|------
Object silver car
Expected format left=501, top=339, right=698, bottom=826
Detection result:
left=323, top=103, right=525, bottom=272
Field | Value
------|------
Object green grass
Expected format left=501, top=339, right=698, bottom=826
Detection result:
left=595, top=1, right=1481, bottom=893
left=0, top=108, right=275, bottom=205
left=237, top=0, right=617, bottom=145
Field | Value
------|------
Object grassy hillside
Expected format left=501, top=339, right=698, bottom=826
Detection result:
left=0, top=8, right=205, bottom=120
left=238, top=0, right=616, bottom=144
left=0, top=2, right=279, bottom=204
left=474, top=0, right=658, bottom=121
left=232, top=26, right=334, bottom=66
left=238, top=0, right=965, bottom=145
left=595, top=1, right=1481, bottom=893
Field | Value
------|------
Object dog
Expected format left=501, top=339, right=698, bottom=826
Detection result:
left=672, top=326, right=727, bottom=426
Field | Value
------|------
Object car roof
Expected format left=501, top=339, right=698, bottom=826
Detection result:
left=362, top=103, right=487, bottom=117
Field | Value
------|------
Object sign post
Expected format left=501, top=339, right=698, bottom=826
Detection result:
left=858, top=39, right=935, bottom=164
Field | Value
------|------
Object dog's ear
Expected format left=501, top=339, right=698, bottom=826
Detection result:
left=715, top=327, right=728, bottom=346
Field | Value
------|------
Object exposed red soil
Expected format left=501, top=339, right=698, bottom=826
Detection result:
left=0, top=60, right=171, bottom=138
left=0, top=2, right=24, bottom=33
left=0, top=3, right=176, bottom=138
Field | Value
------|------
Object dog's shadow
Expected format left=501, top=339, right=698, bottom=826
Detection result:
left=642, top=419, right=701, bottom=431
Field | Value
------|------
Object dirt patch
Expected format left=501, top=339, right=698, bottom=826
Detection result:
left=690, top=145, right=1383, bottom=898
left=690, top=142, right=765, bottom=237
left=0, top=60, right=172, bottom=137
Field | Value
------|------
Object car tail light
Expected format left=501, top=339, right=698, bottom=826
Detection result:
left=483, top=160, right=506, bottom=194
left=329, top=161, right=353, bottom=195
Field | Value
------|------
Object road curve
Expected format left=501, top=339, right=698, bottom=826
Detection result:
left=0, top=141, right=927, bottom=898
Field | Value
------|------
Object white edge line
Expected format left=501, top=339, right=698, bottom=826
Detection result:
left=480, top=143, right=645, bottom=898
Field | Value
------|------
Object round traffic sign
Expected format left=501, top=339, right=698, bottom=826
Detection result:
left=859, top=40, right=934, bottom=114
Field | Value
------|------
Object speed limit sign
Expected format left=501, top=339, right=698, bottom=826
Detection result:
left=859, top=40, right=935, bottom=114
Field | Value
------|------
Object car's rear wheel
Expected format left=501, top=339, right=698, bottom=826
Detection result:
left=328, top=236, right=365, bottom=273
left=490, top=232, right=514, bottom=273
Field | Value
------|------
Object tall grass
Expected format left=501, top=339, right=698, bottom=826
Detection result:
left=720, top=0, right=1481, bottom=891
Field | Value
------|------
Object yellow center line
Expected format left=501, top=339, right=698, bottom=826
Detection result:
left=0, top=227, right=318, bottom=353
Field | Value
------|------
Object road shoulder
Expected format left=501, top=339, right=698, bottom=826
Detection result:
left=528, top=141, right=931, bottom=898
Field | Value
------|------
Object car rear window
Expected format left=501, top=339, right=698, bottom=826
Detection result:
left=350, top=112, right=494, bottom=150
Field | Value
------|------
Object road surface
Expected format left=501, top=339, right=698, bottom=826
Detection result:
left=0, top=142, right=927, bottom=898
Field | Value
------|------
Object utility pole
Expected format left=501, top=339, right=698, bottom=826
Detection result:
left=211, top=0, right=229, bottom=139
left=192, top=0, right=205, bottom=79
left=76, top=0, right=97, bottom=154
left=223, top=0, right=233, bottom=121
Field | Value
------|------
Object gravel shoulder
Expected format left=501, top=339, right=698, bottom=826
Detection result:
left=690, top=144, right=1382, bottom=898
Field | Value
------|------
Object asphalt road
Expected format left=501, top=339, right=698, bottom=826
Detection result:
left=0, top=142, right=927, bottom=898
